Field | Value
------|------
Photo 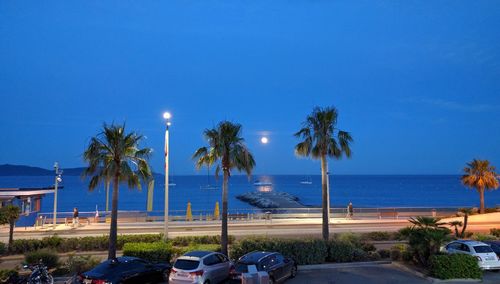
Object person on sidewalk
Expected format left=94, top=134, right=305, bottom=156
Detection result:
left=346, top=202, right=354, bottom=219
left=73, top=207, right=80, bottom=227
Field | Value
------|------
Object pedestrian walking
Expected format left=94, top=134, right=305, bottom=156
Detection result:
left=73, top=207, right=79, bottom=227
left=347, top=202, right=354, bottom=219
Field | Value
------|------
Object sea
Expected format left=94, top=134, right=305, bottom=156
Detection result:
left=1, top=175, right=499, bottom=214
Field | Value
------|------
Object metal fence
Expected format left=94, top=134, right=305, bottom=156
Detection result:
left=37, top=206, right=462, bottom=224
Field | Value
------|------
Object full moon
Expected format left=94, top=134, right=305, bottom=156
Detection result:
left=261, top=137, right=269, bottom=144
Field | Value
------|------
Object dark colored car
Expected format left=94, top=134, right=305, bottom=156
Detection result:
left=230, top=251, right=297, bottom=284
left=484, top=240, right=500, bottom=258
left=79, top=256, right=171, bottom=284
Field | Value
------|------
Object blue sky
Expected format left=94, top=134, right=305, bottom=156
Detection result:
left=1, top=1, right=499, bottom=175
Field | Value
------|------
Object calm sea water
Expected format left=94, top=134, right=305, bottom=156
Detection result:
left=1, top=175, right=499, bottom=214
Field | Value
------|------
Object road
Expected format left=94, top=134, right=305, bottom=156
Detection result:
left=288, top=264, right=429, bottom=284
left=2, top=216, right=498, bottom=242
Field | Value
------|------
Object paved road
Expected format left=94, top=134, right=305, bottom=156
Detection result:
left=288, top=264, right=429, bottom=284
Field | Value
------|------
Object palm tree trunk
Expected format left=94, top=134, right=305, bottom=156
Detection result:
left=221, top=170, right=229, bottom=256
left=8, top=221, right=14, bottom=251
left=454, top=226, right=459, bottom=238
left=320, top=155, right=329, bottom=240
left=108, top=175, right=119, bottom=259
left=479, top=187, right=485, bottom=214
left=461, top=214, right=468, bottom=238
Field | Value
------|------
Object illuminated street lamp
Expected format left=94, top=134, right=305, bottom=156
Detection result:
left=53, top=162, right=63, bottom=228
left=163, top=112, right=171, bottom=240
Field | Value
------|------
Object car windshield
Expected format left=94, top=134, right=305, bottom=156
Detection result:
left=474, top=246, right=494, bottom=253
left=174, top=259, right=199, bottom=270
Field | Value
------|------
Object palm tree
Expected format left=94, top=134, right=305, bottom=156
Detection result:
left=193, top=121, right=255, bottom=255
left=461, top=159, right=499, bottom=214
left=83, top=123, right=152, bottom=259
left=409, top=216, right=447, bottom=230
left=294, top=106, right=353, bottom=240
left=448, top=220, right=463, bottom=238
left=458, top=208, right=473, bottom=238
left=0, top=205, right=20, bottom=251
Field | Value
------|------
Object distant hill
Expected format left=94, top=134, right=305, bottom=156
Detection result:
left=0, top=164, right=163, bottom=177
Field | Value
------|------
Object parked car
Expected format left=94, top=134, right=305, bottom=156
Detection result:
left=230, top=251, right=297, bottom=284
left=169, top=251, right=232, bottom=284
left=78, top=256, right=171, bottom=284
left=442, top=240, right=500, bottom=270
left=483, top=240, right=500, bottom=258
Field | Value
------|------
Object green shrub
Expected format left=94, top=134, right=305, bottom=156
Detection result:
left=335, top=232, right=362, bottom=247
left=360, top=242, right=376, bottom=252
left=0, top=242, right=6, bottom=255
left=64, top=255, right=101, bottom=274
left=24, top=249, right=59, bottom=269
left=41, top=235, right=63, bottom=249
left=123, top=242, right=172, bottom=263
left=430, top=254, right=482, bottom=280
left=490, top=228, right=500, bottom=238
left=0, top=269, right=18, bottom=283
left=170, top=235, right=234, bottom=246
left=367, top=251, right=381, bottom=261
left=229, top=237, right=327, bottom=265
left=363, top=231, right=392, bottom=241
left=377, top=249, right=390, bottom=259
left=326, top=240, right=367, bottom=262
left=390, top=244, right=408, bottom=261
left=472, top=233, right=497, bottom=242
left=10, top=239, right=43, bottom=254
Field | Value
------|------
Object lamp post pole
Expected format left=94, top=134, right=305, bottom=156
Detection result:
left=53, top=162, right=62, bottom=228
left=163, top=112, right=172, bottom=240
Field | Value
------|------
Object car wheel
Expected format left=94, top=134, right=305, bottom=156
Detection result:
left=290, top=265, right=297, bottom=278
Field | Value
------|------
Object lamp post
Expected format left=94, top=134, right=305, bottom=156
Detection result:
left=53, top=162, right=63, bottom=228
left=163, top=112, right=172, bottom=240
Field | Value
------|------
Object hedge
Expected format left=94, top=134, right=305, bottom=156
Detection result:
left=5, top=234, right=228, bottom=255
left=123, top=242, right=173, bottom=263
left=229, top=237, right=328, bottom=265
left=326, top=240, right=367, bottom=262
left=430, top=254, right=482, bottom=280
left=25, top=249, right=60, bottom=269
left=0, top=242, right=5, bottom=255
left=490, top=228, right=500, bottom=238
left=0, top=269, right=18, bottom=284
left=123, top=242, right=221, bottom=263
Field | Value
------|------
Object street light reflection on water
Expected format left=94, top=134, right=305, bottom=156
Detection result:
left=254, top=175, right=274, bottom=192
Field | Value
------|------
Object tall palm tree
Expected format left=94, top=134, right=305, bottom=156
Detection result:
left=461, top=159, right=499, bottom=214
left=83, top=123, right=152, bottom=259
left=193, top=121, right=255, bottom=255
left=294, top=106, right=353, bottom=240
left=0, top=204, right=20, bottom=251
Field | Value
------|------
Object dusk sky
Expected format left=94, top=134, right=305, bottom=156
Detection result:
left=1, top=1, right=499, bottom=175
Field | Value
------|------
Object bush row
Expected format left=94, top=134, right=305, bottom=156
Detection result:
left=490, top=228, right=500, bottom=238
left=228, top=236, right=382, bottom=265
left=430, top=254, right=482, bottom=280
left=5, top=234, right=232, bottom=255
left=122, top=242, right=221, bottom=263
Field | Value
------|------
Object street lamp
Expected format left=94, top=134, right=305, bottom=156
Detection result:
left=53, top=162, right=63, bottom=228
left=163, top=112, right=171, bottom=240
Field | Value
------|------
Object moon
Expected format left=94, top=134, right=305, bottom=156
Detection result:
left=260, top=137, right=269, bottom=144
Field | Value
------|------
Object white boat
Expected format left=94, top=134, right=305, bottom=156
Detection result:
left=200, top=184, right=219, bottom=190
left=168, top=182, right=176, bottom=186
left=253, top=181, right=272, bottom=186
left=300, top=176, right=312, bottom=185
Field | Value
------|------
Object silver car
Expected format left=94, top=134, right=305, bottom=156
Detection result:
left=169, top=251, right=232, bottom=284
left=442, top=240, right=500, bottom=270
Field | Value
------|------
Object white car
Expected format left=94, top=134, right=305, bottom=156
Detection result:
left=443, top=240, right=500, bottom=270
left=169, top=251, right=232, bottom=284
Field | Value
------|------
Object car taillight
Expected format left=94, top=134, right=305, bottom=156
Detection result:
left=190, top=270, right=204, bottom=276
left=92, top=280, right=107, bottom=284
left=476, top=256, right=482, bottom=261
left=170, top=268, right=177, bottom=274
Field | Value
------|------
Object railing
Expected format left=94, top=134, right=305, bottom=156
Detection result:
left=37, top=206, right=463, bottom=224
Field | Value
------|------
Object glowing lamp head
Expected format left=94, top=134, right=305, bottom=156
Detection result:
left=163, top=112, right=172, bottom=120
left=260, top=137, right=269, bottom=144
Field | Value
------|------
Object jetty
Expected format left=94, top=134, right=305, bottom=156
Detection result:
left=236, top=191, right=306, bottom=209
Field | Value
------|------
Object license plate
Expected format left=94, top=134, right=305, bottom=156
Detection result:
left=178, top=272, right=188, bottom=277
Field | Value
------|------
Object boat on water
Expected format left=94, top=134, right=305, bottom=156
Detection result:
left=200, top=166, right=219, bottom=190
left=300, top=176, right=312, bottom=185
left=253, top=180, right=272, bottom=186
left=168, top=183, right=176, bottom=186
